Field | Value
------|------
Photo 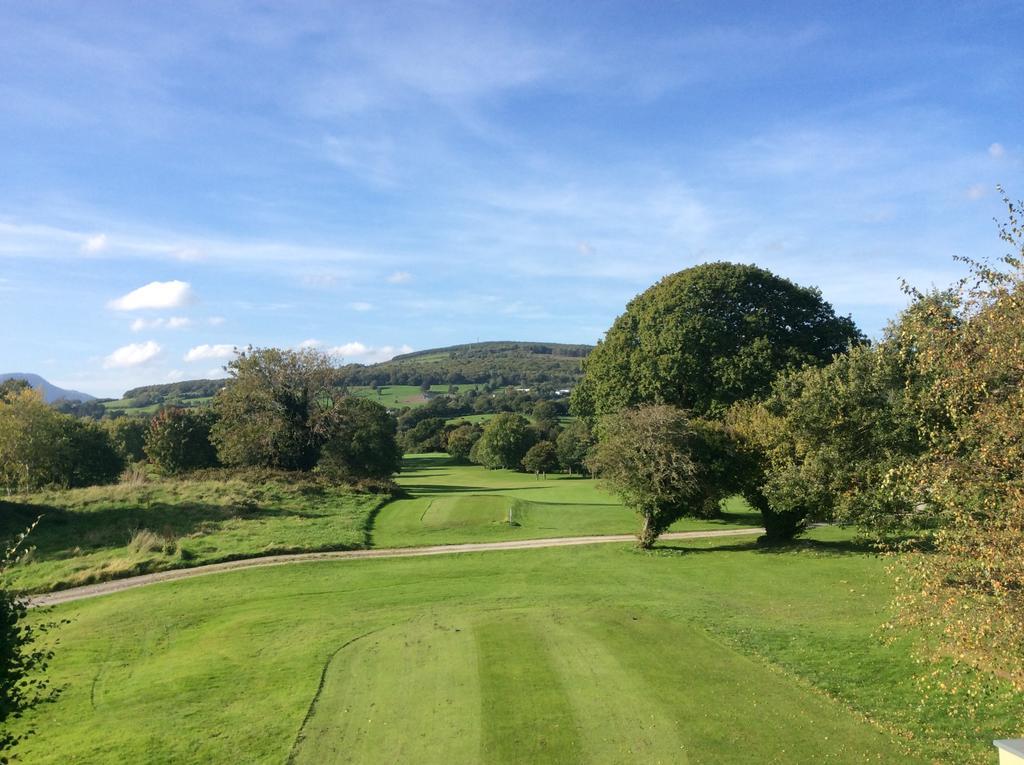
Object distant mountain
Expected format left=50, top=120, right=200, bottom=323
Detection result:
left=0, top=373, right=96, bottom=403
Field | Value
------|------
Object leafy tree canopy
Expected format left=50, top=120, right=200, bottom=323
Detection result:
left=317, top=398, right=402, bottom=482
left=572, top=262, right=864, bottom=419
left=212, top=347, right=341, bottom=470
left=145, top=407, right=219, bottom=475
left=588, top=405, right=709, bottom=548
left=445, top=424, right=481, bottom=463
left=472, top=413, right=535, bottom=470
left=522, top=441, right=558, bottom=476
left=555, top=419, right=594, bottom=475
left=0, top=389, right=122, bottom=492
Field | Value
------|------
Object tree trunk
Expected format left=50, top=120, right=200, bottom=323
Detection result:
left=637, top=514, right=657, bottom=549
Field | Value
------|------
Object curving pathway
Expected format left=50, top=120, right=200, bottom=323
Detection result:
left=28, top=527, right=763, bottom=608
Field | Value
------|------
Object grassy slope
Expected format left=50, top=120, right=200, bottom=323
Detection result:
left=1, top=475, right=382, bottom=593
left=374, top=453, right=759, bottom=547
left=14, top=529, right=1023, bottom=764
left=102, top=395, right=214, bottom=415
left=350, top=384, right=482, bottom=408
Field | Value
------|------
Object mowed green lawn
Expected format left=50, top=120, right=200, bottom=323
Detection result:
left=14, top=528, right=1021, bottom=764
left=374, top=453, right=759, bottom=547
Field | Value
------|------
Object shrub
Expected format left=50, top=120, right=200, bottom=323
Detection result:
left=126, top=529, right=170, bottom=555
left=145, top=408, right=219, bottom=475
left=0, top=388, right=122, bottom=492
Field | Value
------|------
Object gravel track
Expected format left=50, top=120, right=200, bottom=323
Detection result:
left=29, top=527, right=763, bottom=608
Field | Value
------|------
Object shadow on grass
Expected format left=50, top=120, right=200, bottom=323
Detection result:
left=397, top=483, right=550, bottom=496
left=654, top=536, right=877, bottom=557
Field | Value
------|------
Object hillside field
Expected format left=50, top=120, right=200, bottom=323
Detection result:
left=349, top=383, right=483, bottom=408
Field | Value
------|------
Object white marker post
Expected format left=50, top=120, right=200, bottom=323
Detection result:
left=995, top=739, right=1024, bottom=765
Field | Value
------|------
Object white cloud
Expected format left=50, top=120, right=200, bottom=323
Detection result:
left=989, top=142, right=1006, bottom=159
left=82, top=233, right=108, bottom=253
left=184, top=344, right=236, bottom=362
left=130, top=316, right=193, bottom=332
left=103, top=341, right=162, bottom=368
left=109, top=280, right=195, bottom=311
left=387, top=271, right=412, bottom=284
left=298, top=338, right=322, bottom=349
left=350, top=301, right=373, bottom=311
left=325, top=342, right=413, bottom=364
left=208, top=316, right=225, bottom=326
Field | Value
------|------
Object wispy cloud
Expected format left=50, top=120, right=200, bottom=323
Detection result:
left=131, top=316, right=193, bottom=331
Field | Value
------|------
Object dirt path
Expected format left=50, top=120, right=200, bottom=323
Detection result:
left=28, top=527, right=763, bottom=608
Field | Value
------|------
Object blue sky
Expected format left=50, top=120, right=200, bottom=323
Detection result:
left=1, top=1, right=1022, bottom=397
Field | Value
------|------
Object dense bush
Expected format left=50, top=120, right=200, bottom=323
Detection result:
left=400, top=417, right=447, bottom=453
left=471, top=413, right=535, bottom=470
left=522, top=441, right=558, bottom=476
left=144, top=408, right=219, bottom=475
left=445, top=424, right=481, bottom=463
left=317, top=398, right=402, bottom=481
left=1, top=522, right=60, bottom=757
left=103, top=418, right=149, bottom=463
left=0, top=389, right=122, bottom=492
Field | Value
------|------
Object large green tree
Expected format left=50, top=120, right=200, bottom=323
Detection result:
left=555, top=419, right=594, bottom=475
left=317, top=398, right=402, bottom=482
left=572, top=262, right=864, bottom=419
left=726, top=340, right=927, bottom=542
left=445, top=424, right=481, bottom=463
left=0, top=389, right=122, bottom=492
left=587, top=405, right=708, bottom=548
left=889, top=198, right=1024, bottom=695
left=522, top=441, right=558, bottom=477
left=212, top=347, right=341, bottom=470
left=471, top=413, right=535, bottom=470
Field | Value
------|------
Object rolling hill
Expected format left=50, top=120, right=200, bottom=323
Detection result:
left=105, top=341, right=593, bottom=412
left=336, top=341, right=592, bottom=388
